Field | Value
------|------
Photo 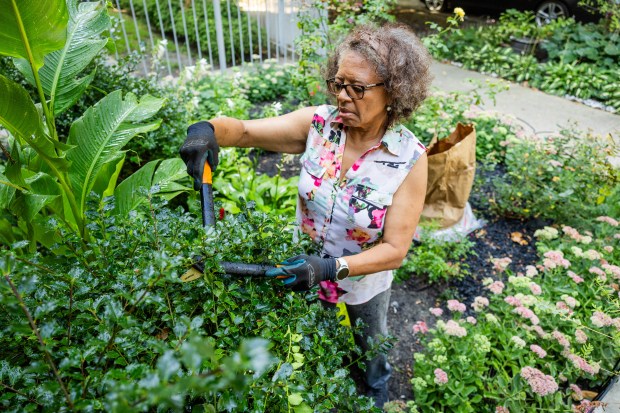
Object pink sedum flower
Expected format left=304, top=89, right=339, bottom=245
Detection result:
left=466, top=316, right=477, bottom=325
left=504, top=296, right=522, bottom=307
left=602, top=264, right=620, bottom=278
left=529, top=282, right=542, bottom=296
left=596, top=216, right=619, bottom=226
left=552, top=330, right=571, bottom=349
left=429, top=307, right=443, bottom=317
left=487, top=281, right=505, bottom=295
left=413, top=321, right=429, bottom=335
left=530, top=344, right=547, bottom=358
left=472, top=296, right=489, bottom=312
left=565, top=352, right=600, bottom=375
left=491, top=257, right=512, bottom=273
left=525, top=265, right=538, bottom=277
left=543, top=250, right=571, bottom=270
left=591, top=311, right=613, bottom=327
left=496, top=407, right=510, bottom=413
left=514, top=306, right=540, bottom=325
left=568, top=271, right=584, bottom=284
left=520, top=366, right=558, bottom=396
left=447, top=299, right=466, bottom=313
left=570, top=384, right=584, bottom=401
left=443, top=320, right=467, bottom=337
left=434, top=368, right=448, bottom=385
left=575, top=329, right=588, bottom=344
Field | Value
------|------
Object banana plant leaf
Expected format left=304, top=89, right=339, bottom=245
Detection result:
left=114, top=158, right=190, bottom=217
left=66, top=90, right=164, bottom=217
left=0, top=0, right=68, bottom=70
left=15, top=0, right=110, bottom=115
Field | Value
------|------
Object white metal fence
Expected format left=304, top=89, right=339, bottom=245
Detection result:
left=109, top=0, right=304, bottom=76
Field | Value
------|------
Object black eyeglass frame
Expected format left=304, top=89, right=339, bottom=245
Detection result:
left=325, top=78, right=385, bottom=100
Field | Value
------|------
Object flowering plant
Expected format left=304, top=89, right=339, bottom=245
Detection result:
left=408, top=210, right=620, bottom=412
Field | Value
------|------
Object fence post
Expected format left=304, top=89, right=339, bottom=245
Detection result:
left=213, top=0, right=227, bottom=72
left=191, top=0, right=202, bottom=61
left=202, top=0, right=214, bottom=68
left=154, top=0, right=173, bottom=76
left=226, top=0, right=236, bottom=66
left=167, top=0, right=184, bottom=71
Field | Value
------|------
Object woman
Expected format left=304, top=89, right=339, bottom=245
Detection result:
left=180, top=23, right=432, bottom=408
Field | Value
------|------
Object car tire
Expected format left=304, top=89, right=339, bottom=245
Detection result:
left=424, top=0, right=445, bottom=12
left=535, top=1, right=569, bottom=25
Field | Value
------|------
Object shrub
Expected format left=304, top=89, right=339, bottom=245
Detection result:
left=0, top=200, right=379, bottom=411
left=489, top=128, right=619, bottom=226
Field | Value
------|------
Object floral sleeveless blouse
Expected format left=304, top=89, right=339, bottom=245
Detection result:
left=297, top=105, right=426, bottom=305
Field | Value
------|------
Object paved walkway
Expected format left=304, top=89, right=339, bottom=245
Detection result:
left=430, top=60, right=620, bottom=139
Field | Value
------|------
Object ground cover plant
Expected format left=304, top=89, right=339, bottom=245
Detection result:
left=425, top=9, right=620, bottom=111
left=405, top=208, right=620, bottom=412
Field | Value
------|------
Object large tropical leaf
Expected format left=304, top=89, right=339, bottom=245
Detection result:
left=15, top=0, right=110, bottom=115
left=67, top=90, right=164, bottom=216
left=0, top=75, right=70, bottom=172
left=0, top=0, right=68, bottom=69
left=114, top=158, right=190, bottom=216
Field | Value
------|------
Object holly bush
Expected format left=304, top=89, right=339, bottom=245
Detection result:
left=0, top=198, right=378, bottom=412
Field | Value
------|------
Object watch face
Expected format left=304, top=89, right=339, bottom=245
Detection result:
left=337, top=266, right=349, bottom=280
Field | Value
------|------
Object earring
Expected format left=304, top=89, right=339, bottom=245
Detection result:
left=387, top=106, right=392, bottom=112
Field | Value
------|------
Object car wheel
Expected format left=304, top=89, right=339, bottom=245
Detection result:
left=424, top=0, right=445, bottom=12
left=535, top=1, right=569, bottom=25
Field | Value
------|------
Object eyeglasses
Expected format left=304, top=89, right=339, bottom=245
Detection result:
left=325, top=78, right=385, bottom=100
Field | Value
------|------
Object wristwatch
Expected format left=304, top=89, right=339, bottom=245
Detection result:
left=335, top=257, right=350, bottom=281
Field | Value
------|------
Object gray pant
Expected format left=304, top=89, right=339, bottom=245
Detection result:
left=345, top=288, right=392, bottom=391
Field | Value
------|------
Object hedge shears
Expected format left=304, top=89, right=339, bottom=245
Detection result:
left=180, top=160, right=282, bottom=282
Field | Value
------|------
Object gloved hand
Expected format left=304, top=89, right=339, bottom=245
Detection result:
left=266, top=255, right=337, bottom=291
left=180, top=121, right=219, bottom=191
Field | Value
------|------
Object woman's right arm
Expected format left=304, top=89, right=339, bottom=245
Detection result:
left=210, top=106, right=317, bottom=154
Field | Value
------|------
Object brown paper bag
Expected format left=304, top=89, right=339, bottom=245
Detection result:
left=421, top=123, right=476, bottom=228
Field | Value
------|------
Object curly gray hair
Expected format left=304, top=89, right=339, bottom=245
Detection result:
left=324, top=23, right=433, bottom=129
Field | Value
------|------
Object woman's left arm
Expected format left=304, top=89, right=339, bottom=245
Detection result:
left=345, top=152, right=428, bottom=277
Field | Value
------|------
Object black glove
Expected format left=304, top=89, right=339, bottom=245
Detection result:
left=180, top=121, right=219, bottom=191
left=265, top=255, right=336, bottom=291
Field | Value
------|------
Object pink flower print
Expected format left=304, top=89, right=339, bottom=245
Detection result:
left=346, top=228, right=372, bottom=244
left=370, top=208, right=386, bottom=228
left=318, top=280, right=342, bottom=303
left=301, top=217, right=318, bottom=241
left=412, top=321, right=429, bottom=335
left=351, top=158, right=363, bottom=172
left=434, top=368, right=448, bottom=385
left=520, top=366, right=558, bottom=396
left=496, top=407, right=510, bottom=413
left=312, top=114, right=326, bottom=134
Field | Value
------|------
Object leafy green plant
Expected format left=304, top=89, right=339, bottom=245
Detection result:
left=395, top=229, right=475, bottom=284
left=0, top=0, right=190, bottom=249
left=212, top=148, right=299, bottom=217
left=489, top=127, right=619, bottom=226
left=424, top=9, right=620, bottom=110
left=0, top=198, right=380, bottom=411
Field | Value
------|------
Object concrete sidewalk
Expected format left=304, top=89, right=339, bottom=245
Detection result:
left=429, top=60, right=620, bottom=140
